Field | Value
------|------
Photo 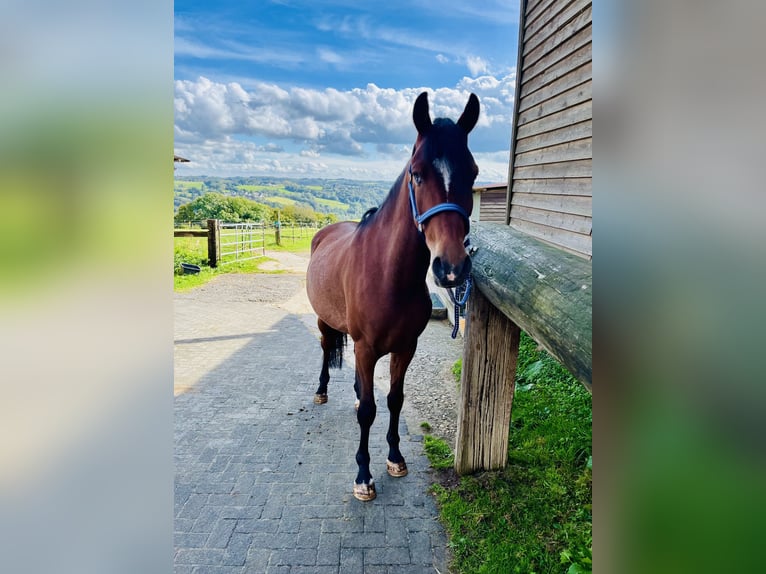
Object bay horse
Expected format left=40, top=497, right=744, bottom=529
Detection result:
left=306, top=91, right=480, bottom=501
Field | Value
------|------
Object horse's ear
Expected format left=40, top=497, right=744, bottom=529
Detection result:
left=457, top=93, right=480, bottom=134
left=413, top=92, right=432, bottom=135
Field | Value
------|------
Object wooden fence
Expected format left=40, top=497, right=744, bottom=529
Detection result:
left=174, top=219, right=318, bottom=267
left=455, top=222, right=591, bottom=475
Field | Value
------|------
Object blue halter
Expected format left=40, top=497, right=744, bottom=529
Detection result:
left=407, top=164, right=470, bottom=232
left=406, top=164, right=473, bottom=339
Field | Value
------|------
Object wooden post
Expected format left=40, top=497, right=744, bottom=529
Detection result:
left=455, top=287, right=521, bottom=475
left=275, top=211, right=281, bottom=246
left=207, top=218, right=219, bottom=268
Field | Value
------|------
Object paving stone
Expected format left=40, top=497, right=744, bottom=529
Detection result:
left=364, top=546, right=411, bottom=565
left=174, top=274, right=450, bottom=573
left=207, top=518, right=236, bottom=548
left=338, top=547, right=364, bottom=574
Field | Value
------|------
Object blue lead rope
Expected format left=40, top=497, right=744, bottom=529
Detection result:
left=446, top=275, right=472, bottom=339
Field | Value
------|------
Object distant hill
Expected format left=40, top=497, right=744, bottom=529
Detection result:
left=174, top=176, right=391, bottom=220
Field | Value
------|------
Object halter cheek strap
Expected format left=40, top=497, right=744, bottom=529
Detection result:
left=408, top=164, right=471, bottom=232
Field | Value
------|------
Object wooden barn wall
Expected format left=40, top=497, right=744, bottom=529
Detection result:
left=506, top=0, right=592, bottom=259
left=479, top=190, right=507, bottom=223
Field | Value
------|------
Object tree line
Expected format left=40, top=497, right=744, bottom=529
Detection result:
left=175, top=192, right=339, bottom=227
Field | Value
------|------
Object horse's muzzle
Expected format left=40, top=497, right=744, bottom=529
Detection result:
left=432, top=255, right=472, bottom=288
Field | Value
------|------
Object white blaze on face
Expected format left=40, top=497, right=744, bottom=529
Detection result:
left=432, top=157, right=452, bottom=196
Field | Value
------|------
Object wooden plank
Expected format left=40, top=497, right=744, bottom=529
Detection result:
left=173, top=229, right=208, bottom=238
left=523, top=23, right=592, bottom=85
left=525, top=0, right=557, bottom=28
left=455, top=288, right=520, bottom=475
left=525, top=0, right=590, bottom=52
left=510, top=205, right=592, bottom=234
left=479, top=193, right=507, bottom=218
left=525, top=0, right=550, bottom=19
left=509, top=218, right=592, bottom=257
left=514, top=159, right=592, bottom=179
left=524, top=4, right=592, bottom=69
left=513, top=177, right=592, bottom=196
left=481, top=203, right=507, bottom=211
left=522, top=51, right=592, bottom=100
left=516, top=99, right=592, bottom=140
left=505, top=0, right=528, bottom=225
left=511, top=192, right=592, bottom=217
left=517, top=81, right=591, bottom=127
left=515, top=120, right=592, bottom=154
left=480, top=212, right=507, bottom=224
left=520, top=61, right=591, bottom=110
left=514, top=137, right=592, bottom=167
left=522, top=42, right=592, bottom=99
left=469, top=222, right=592, bottom=388
left=525, top=0, right=575, bottom=37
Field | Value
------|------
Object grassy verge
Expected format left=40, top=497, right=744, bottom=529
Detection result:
left=424, top=331, right=592, bottom=574
left=173, top=229, right=314, bottom=291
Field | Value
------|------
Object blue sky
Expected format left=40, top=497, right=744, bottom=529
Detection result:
left=174, top=1, right=519, bottom=183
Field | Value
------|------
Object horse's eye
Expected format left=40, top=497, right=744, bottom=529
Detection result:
left=413, top=172, right=422, bottom=185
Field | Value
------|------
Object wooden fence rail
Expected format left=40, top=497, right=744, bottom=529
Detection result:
left=455, top=222, right=592, bottom=475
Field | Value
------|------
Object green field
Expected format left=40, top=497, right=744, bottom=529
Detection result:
left=264, top=196, right=297, bottom=206
left=174, top=180, right=204, bottom=189
left=315, top=197, right=349, bottom=211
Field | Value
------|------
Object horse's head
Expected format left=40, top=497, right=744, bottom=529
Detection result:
left=409, top=91, right=480, bottom=288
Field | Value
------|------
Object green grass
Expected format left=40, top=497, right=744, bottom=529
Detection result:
left=452, top=357, right=463, bottom=383
left=424, top=435, right=455, bottom=470
left=430, top=331, right=592, bottom=574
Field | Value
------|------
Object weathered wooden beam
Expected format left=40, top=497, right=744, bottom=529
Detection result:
left=455, top=288, right=521, bottom=475
left=173, top=229, right=208, bottom=238
left=469, top=222, right=592, bottom=390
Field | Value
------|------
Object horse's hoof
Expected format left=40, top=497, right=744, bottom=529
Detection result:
left=386, top=459, right=408, bottom=477
left=314, top=393, right=328, bottom=404
left=352, top=480, right=376, bottom=501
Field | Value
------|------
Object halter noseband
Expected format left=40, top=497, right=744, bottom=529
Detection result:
left=408, top=164, right=470, bottom=232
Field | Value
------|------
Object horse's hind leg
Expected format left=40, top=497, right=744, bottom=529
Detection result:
left=315, top=319, right=346, bottom=404
left=386, top=346, right=416, bottom=478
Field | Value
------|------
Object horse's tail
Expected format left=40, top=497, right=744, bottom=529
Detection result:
left=326, top=329, right=348, bottom=370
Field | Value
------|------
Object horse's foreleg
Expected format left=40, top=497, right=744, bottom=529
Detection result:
left=353, top=343, right=378, bottom=501
left=386, top=346, right=416, bottom=478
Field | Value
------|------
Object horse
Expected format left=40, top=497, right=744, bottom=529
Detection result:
left=306, top=91, right=480, bottom=501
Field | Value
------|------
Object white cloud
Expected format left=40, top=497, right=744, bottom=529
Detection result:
left=317, top=47, right=344, bottom=65
left=436, top=54, right=449, bottom=64
left=466, top=55, right=490, bottom=76
left=174, top=75, right=515, bottom=180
